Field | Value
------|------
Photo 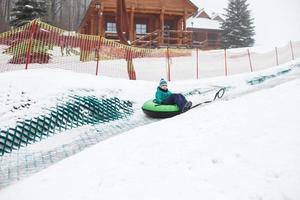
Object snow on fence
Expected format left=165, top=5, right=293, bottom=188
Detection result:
left=0, top=20, right=299, bottom=81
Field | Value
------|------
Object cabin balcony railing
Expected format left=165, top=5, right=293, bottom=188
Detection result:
left=193, top=39, right=222, bottom=49
left=132, top=30, right=193, bottom=48
left=104, top=31, right=119, bottom=40
left=104, top=30, right=193, bottom=48
left=131, top=30, right=161, bottom=48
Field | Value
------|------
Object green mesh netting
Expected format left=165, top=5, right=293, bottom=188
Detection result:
left=0, top=96, right=134, bottom=156
left=247, top=68, right=292, bottom=85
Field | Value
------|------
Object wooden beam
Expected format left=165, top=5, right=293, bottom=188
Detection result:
left=160, top=7, right=165, bottom=45
left=96, top=13, right=101, bottom=35
left=129, top=7, right=135, bottom=41
left=91, top=15, right=95, bottom=35
left=100, top=5, right=104, bottom=36
left=102, top=7, right=190, bottom=16
left=183, top=8, right=187, bottom=31
left=178, top=18, right=183, bottom=44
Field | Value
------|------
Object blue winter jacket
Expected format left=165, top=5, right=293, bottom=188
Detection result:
left=155, top=87, right=172, bottom=104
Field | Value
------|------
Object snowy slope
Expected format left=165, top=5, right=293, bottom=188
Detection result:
left=0, top=61, right=300, bottom=199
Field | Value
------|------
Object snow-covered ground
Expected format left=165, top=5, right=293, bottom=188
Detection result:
left=0, top=58, right=300, bottom=199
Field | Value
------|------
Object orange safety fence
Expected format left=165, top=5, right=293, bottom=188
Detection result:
left=0, top=19, right=299, bottom=81
left=0, top=20, right=190, bottom=79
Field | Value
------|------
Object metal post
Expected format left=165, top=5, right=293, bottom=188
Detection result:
left=275, top=47, right=279, bottom=66
left=196, top=48, right=199, bottom=79
left=247, top=49, right=253, bottom=72
left=25, top=20, right=37, bottom=70
left=167, top=47, right=171, bottom=81
left=95, top=2, right=102, bottom=75
left=224, top=49, right=228, bottom=76
left=96, top=36, right=101, bottom=76
left=290, top=40, right=295, bottom=60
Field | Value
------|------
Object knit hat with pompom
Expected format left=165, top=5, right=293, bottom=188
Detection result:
left=159, top=78, right=167, bottom=87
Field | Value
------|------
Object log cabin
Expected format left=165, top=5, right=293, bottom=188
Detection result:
left=79, top=0, right=198, bottom=48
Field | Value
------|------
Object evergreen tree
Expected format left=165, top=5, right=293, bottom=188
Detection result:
left=10, top=0, right=47, bottom=27
left=221, top=0, right=255, bottom=48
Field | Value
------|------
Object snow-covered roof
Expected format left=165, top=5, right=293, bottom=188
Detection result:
left=211, top=12, right=217, bottom=18
left=187, top=17, right=222, bottom=30
left=211, top=12, right=225, bottom=22
left=194, top=8, right=211, bottom=19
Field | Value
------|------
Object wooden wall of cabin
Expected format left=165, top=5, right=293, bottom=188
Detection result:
left=188, top=28, right=222, bottom=49
left=82, top=12, right=184, bottom=41
left=79, top=0, right=198, bottom=44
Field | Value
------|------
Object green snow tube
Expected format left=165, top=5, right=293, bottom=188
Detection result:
left=142, top=99, right=180, bottom=118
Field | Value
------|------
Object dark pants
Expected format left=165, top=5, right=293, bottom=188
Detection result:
left=162, top=94, right=187, bottom=112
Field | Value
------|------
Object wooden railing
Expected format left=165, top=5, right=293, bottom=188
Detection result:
left=132, top=30, right=193, bottom=48
left=104, top=32, right=119, bottom=40
left=193, top=40, right=222, bottom=49
left=131, top=30, right=161, bottom=48
left=104, top=29, right=193, bottom=48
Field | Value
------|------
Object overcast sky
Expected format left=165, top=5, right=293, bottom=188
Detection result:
left=191, top=0, right=300, bottom=47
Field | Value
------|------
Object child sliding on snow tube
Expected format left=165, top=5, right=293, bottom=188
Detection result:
left=155, top=78, right=192, bottom=113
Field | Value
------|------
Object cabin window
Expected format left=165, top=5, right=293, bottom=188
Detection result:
left=106, top=22, right=116, bottom=33
left=136, top=24, right=147, bottom=35
left=164, top=24, right=172, bottom=30
left=164, top=21, right=175, bottom=37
